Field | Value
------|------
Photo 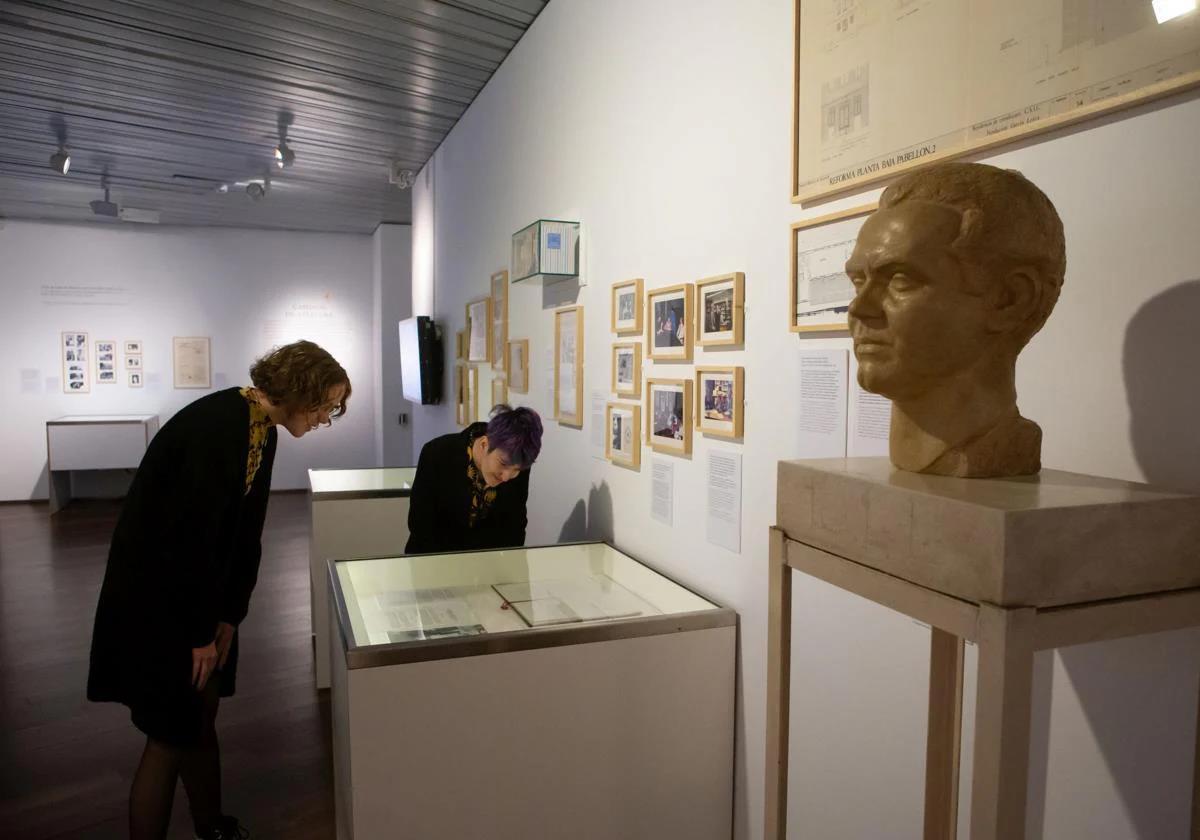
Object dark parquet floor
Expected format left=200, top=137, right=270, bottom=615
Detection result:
left=0, top=493, right=335, bottom=839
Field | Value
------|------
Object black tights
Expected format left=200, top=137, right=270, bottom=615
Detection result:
left=129, top=679, right=223, bottom=839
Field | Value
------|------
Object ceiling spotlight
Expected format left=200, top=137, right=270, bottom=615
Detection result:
left=389, top=163, right=416, bottom=189
left=49, top=148, right=71, bottom=174
left=274, top=142, right=295, bottom=169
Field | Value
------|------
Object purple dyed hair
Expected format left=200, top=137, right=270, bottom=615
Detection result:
left=485, top=404, right=543, bottom=468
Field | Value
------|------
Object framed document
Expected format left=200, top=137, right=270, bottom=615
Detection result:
left=173, top=336, right=211, bottom=389
left=465, top=297, right=492, bottom=364
left=554, top=306, right=583, bottom=426
left=507, top=339, right=529, bottom=394
left=490, top=270, right=508, bottom=371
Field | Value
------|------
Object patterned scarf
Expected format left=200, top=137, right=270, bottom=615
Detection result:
left=465, top=441, right=497, bottom=527
left=240, top=387, right=272, bottom=495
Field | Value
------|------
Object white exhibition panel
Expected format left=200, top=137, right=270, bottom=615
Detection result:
left=47, top=415, right=158, bottom=471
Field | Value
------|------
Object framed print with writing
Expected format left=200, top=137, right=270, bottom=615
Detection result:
left=465, top=296, right=492, bottom=364
left=507, top=339, right=529, bottom=394
left=646, top=283, right=693, bottom=362
left=695, top=272, right=745, bottom=347
left=173, top=336, right=211, bottom=389
left=611, top=342, right=641, bottom=399
left=606, top=403, right=641, bottom=468
left=491, top=375, right=507, bottom=407
left=491, top=270, right=508, bottom=371
left=554, top=306, right=583, bottom=426
left=645, top=377, right=692, bottom=456
left=611, top=278, right=644, bottom=336
left=695, top=366, right=744, bottom=439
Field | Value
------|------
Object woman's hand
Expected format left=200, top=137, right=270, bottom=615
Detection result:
left=192, top=641, right=218, bottom=690
left=215, top=621, right=236, bottom=670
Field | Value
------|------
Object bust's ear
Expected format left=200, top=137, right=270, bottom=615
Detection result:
left=986, top=267, right=1040, bottom=335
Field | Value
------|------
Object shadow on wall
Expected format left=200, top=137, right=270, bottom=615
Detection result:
left=556, top=481, right=614, bottom=544
left=1123, top=279, right=1200, bottom=492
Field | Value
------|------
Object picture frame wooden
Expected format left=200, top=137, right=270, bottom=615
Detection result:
left=172, top=336, right=211, bottom=389
left=605, top=402, right=642, bottom=469
left=465, top=365, right=478, bottom=424
left=645, top=282, right=693, bottom=362
left=465, top=296, right=492, bottom=364
left=554, top=306, right=584, bottom=427
left=645, top=377, right=693, bottom=456
left=611, top=278, right=644, bottom=336
left=789, top=203, right=876, bottom=334
left=490, top=269, right=509, bottom=371
left=507, top=339, right=529, bottom=394
left=491, top=375, right=508, bottom=407
left=454, top=365, right=467, bottom=426
left=695, top=366, right=745, bottom=439
left=61, top=330, right=90, bottom=393
left=611, top=342, right=642, bottom=399
left=94, top=339, right=117, bottom=385
left=695, top=272, right=745, bottom=347
left=455, top=329, right=466, bottom=361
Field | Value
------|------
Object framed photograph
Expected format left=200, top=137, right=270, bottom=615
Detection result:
left=490, top=270, right=508, bottom=371
left=645, top=377, right=693, bottom=456
left=611, top=342, right=641, bottom=399
left=507, top=339, right=529, bottom=394
left=95, top=340, right=116, bottom=384
left=491, top=375, right=508, bottom=407
left=124, top=340, right=142, bottom=354
left=61, top=330, right=90, bottom=393
left=695, top=272, right=745, bottom=347
left=554, top=306, right=583, bottom=426
left=128, top=371, right=143, bottom=388
left=455, top=329, right=466, bottom=361
left=173, top=336, right=211, bottom=389
left=790, top=204, right=876, bottom=333
left=611, top=278, right=644, bottom=336
left=646, top=283, right=693, bottom=361
left=606, top=403, right=642, bottom=469
left=696, top=366, right=745, bottom=439
left=125, top=354, right=142, bottom=369
left=465, top=296, right=492, bottom=364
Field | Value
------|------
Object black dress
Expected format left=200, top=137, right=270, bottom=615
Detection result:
left=87, top=388, right=278, bottom=746
left=405, top=423, right=530, bottom=554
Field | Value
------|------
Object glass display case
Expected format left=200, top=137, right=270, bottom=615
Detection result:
left=327, top=542, right=736, bottom=840
left=307, top=466, right=415, bottom=689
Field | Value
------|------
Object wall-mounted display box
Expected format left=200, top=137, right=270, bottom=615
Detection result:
left=510, top=218, right=580, bottom=283
left=308, top=466, right=416, bottom=689
left=328, top=541, right=736, bottom=840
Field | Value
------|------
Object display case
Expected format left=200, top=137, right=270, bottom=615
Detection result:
left=510, top=218, right=580, bottom=283
left=328, top=542, right=736, bottom=840
left=308, top=466, right=416, bottom=689
left=46, top=414, right=159, bottom=513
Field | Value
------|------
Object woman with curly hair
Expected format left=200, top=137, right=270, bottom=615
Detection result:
left=87, top=340, right=350, bottom=840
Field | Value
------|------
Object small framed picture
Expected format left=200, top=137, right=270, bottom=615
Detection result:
left=465, top=296, right=493, bottom=364
left=645, top=377, right=693, bottom=455
left=128, top=371, right=143, bottom=388
left=606, top=403, right=641, bottom=468
left=611, top=278, right=644, bottom=336
left=695, top=366, right=744, bottom=439
left=491, top=375, right=508, bottom=407
left=97, top=369, right=117, bottom=384
left=125, top=355, right=142, bottom=369
left=96, top=340, right=115, bottom=355
left=554, top=306, right=583, bottom=426
left=124, top=340, right=142, bottom=354
left=695, top=272, right=745, bottom=347
left=507, top=339, right=529, bottom=393
left=646, top=283, right=693, bottom=361
left=611, top=342, right=641, bottom=398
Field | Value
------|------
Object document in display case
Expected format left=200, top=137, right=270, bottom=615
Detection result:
left=328, top=542, right=736, bottom=840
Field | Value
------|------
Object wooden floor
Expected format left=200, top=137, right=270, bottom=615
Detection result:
left=0, top=493, right=335, bottom=839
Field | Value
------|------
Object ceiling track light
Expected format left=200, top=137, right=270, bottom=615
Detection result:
left=274, top=142, right=295, bottom=169
left=49, top=148, right=71, bottom=174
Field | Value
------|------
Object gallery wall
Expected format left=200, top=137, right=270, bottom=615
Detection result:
left=0, top=220, right=379, bottom=500
left=410, top=1, right=1200, bottom=838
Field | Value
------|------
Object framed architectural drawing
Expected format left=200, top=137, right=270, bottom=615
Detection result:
left=790, top=204, right=876, bottom=333
left=491, top=375, right=508, bottom=407
left=507, top=339, right=529, bottom=394
left=95, top=340, right=117, bottom=384
left=606, top=403, right=641, bottom=468
left=554, top=306, right=583, bottom=426
left=695, top=272, right=744, bottom=347
left=695, top=366, right=744, bottom=439
left=490, top=269, right=509, bottom=371
left=61, top=331, right=90, bottom=393
left=792, top=0, right=1200, bottom=203
left=465, top=296, right=492, bottom=364
left=173, top=336, right=211, bottom=389
left=645, top=377, right=692, bottom=456
left=646, top=283, right=693, bottom=361
left=611, top=342, right=641, bottom=399
left=611, top=278, right=644, bottom=336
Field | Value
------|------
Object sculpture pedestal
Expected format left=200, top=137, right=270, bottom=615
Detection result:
left=766, top=457, right=1200, bottom=840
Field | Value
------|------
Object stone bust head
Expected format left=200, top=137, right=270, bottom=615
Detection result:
left=845, top=162, right=1066, bottom=477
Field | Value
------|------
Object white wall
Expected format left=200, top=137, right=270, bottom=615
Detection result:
left=374, top=223, right=415, bottom=466
left=0, top=220, right=379, bottom=499
left=410, top=1, right=1200, bottom=837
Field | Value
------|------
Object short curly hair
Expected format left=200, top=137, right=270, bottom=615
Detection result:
left=249, top=340, right=350, bottom=420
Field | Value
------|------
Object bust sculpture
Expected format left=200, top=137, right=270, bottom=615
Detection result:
left=845, top=162, right=1066, bottom=477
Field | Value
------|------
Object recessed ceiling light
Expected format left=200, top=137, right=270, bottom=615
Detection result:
left=49, top=148, right=71, bottom=174
left=1153, top=0, right=1196, bottom=23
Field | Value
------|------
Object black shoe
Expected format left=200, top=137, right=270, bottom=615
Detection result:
left=194, top=815, right=250, bottom=839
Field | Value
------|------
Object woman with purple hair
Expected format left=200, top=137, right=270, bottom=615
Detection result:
left=405, top=404, right=543, bottom=554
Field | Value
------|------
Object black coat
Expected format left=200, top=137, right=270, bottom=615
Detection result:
left=405, top=423, right=530, bottom=554
left=87, top=388, right=277, bottom=744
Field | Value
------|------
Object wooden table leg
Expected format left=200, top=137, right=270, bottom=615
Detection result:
left=924, top=628, right=965, bottom=840
left=765, top=527, right=791, bottom=840
left=970, top=604, right=1036, bottom=840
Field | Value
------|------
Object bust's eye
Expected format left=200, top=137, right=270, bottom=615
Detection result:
left=889, top=272, right=918, bottom=292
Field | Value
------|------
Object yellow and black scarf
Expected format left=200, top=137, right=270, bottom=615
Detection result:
left=465, top=441, right=497, bottom=527
left=240, top=387, right=272, bottom=495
